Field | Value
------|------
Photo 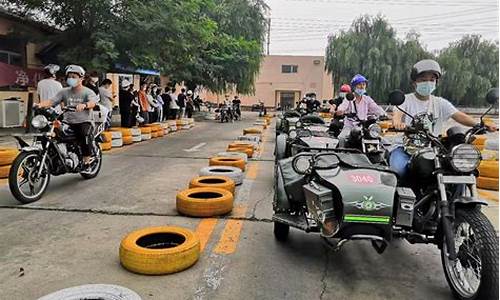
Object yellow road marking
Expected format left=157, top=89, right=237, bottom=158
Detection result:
left=213, top=205, right=248, bottom=255
left=478, top=189, right=499, bottom=202
left=246, top=162, right=259, bottom=179
left=195, top=218, right=218, bottom=252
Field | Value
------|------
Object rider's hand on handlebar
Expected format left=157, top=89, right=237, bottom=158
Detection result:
left=76, top=103, right=87, bottom=112
left=485, top=123, right=498, bottom=132
left=394, top=121, right=406, bottom=131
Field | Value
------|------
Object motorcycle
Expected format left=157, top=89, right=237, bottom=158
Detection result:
left=273, top=88, right=499, bottom=300
left=216, top=104, right=233, bottom=123
left=276, top=110, right=301, bottom=136
left=8, top=106, right=104, bottom=204
left=232, top=103, right=241, bottom=121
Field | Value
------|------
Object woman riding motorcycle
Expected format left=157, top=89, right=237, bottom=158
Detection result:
left=335, top=74, right=386, bottom=147
left=390, top=59, right=497, bottom=178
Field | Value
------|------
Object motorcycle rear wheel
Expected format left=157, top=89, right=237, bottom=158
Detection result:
left=441, top=208, right=499, bottom=300
left=274, top=222, right=289, bottom=241
left=9, top=151, right=50, bottom=204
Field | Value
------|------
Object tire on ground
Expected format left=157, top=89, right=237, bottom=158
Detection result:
left=0, top=148, right=19, bottom=166
left=209, top=156, right=245, bottom=171
left=141, top=134, right=152, bottom=140
left=123, top=136, right=134, bottom=145
left=120, top=226, right=200, bottom=275
left=140, top=127, right=152, bottom=134
left=176, top=187, right=233, bottom=217
left=477, top=176, right=499, bottom=191
left=112, top=139, right=123, bottom=148
left=38, top=284, right=142, bottom=300
left=199, top=166, right=244, bottom=185
left=101, top=132, right=113, bottom=143
left=243, top=128, right=262, bottom=135
left=110, top=131, right=123, bottom=139
left=472, top=135, right=487, bottom=146
left=101, top=142, right=112, bottom=151
left=216, top=152, right=248, bottom=163
left=109, top=127, right=132, bottom=137
left=189, top=176, right=236, bottom=194
left=478, top=161, right=499, bottom=178
left=226, top=146, right=254, bottom=158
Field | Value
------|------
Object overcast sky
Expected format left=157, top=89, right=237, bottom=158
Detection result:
left=265, top=0, right=499, bottom=56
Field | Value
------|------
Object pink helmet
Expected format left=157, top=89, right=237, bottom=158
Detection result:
left=340, top=84, right=351, bottom=93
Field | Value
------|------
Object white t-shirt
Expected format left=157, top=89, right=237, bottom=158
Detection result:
left=37, top=78, right=63, bottom=101
left=400, top=93, right=458, bottom=135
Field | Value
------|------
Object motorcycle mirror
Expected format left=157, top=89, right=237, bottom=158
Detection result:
left=388, top=90, right=405, bottom=106
left=346, top=93, right=355, bottom=101
left=292, top=154, right=313, bottom=175
left=486, top=87, right=498, bottom=105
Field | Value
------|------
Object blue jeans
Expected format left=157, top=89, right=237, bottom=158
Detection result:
left=389, top=146, right=411, bottom=178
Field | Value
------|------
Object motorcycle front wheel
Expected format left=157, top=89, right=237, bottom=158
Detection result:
left=9, top=151, right=51, bottom=204
left=441, top=208, right=499, bottom=300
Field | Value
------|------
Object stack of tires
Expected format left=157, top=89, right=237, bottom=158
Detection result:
left=109, top=128, right=133, bottom=146
left=243, top=127, right=263, bottom=136
left=167, top=120, right=178, bottom=132
left=477, top=137, right=499, bottom=191
left=177, top=119, right=190, bottom=130
left=131, top=127, right=142, bottom=143
left=0, top=147, right=19, bottom=179
left=186, top=118, right=195, bottom=129
left=472, top=135, right=488, bottom=150
left=145, top=123, right=163, bottom=138
left=161, top=122, right=170, bottom=135
left=109, top=129, right=123, bottom=148
left=101, top=132, right=112, bottom=151
left=226, top=142, right=254, bottom=158
left=140, top=127, right=152, bottom=141
left=254, top=119, right=267, bottom=129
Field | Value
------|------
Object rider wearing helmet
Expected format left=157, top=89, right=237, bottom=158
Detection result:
left=335, top=74, right=386, bottom=146
left=329, top=84, right=352, bottom=113
left=390, top=59, right=497, bottom=177
left=39, top=65, right=98, bottom=165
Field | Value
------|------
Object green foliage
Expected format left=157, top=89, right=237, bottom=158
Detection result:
left=2, top=0, right=267, bottom=93
left=325, top=15, right=498, bottom=107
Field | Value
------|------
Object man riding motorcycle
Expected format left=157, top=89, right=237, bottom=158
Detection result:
left=335, top=74, right=386, bottom=147
left=38, top=65, right=98, bottom=166
left=390, top=59, right=497, bottom=177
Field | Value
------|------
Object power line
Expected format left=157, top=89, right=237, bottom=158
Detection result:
left=281, top=0, right=497, bottom=7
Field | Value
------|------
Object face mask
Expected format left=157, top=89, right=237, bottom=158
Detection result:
left=355, top=88, right=365, bottom=96
left=415, top=81, right=436, bottom=96
left=91, top=77, right=99, bottom=83
left=339, top=92, right=346, bottom=98
left=67, top=78, right=79, bottom=87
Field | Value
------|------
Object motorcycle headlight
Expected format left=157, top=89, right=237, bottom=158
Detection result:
left=296, top=121, right=302, bottom=128
left=31, top=115, right=48, bottom=129
left=450, top=144, right=481, bottom=173
left=289, top=130, right=297, bottom=139
left=368, top=123, right=381, bottom=139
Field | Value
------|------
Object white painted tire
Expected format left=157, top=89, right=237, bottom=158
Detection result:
left=485, top=139, right=499, bottom=151
left=238, top=135, right=261, bottom=143
left=181, top=125, right=190, bottom=130
left=232, top=140, right=259, bottom=149
left=37, top=284, right=142, bottom=300
left=199, top=166, right=244, bottom=185
left=164, top=128, right=170, bottom=135
left=141, top=133, right=151, bottom=140
left=110, top=131, right=122, bottom=139
left=112, top=139, right=123, bottom=148
left=130, top=128, right=141, bottom=136
left=132, top=135, right=142, bottom=142
left=216, top=152, right=248, bottom=163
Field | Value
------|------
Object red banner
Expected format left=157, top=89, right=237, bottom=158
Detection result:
left=0, top=61, right=44, bottom=88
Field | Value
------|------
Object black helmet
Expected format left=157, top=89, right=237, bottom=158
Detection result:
left=410, top=59, right=442, bottom=81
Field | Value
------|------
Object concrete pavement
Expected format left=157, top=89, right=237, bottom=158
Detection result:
left=0, top=112, right=497, bottom=300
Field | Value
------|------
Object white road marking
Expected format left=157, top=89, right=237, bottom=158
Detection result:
left=184, top=142, right=207, bottom=152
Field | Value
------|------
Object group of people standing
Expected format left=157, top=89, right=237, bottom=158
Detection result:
left=118, top=83, right=203, bottom=128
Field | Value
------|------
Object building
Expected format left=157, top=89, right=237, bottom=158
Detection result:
left=200, top=55, right=334, bottom=109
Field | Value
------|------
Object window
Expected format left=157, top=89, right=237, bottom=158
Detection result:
left=0, top=50, right=22, bottom=66
left=281, top=65, right=298, bottom=73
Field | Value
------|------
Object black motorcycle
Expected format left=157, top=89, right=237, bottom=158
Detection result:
left=8, top=106, right=104, bottom=204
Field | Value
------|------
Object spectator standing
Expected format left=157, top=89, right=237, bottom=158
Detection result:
left=138, top=82, right=150, bottom=124
left=119, top=80, right=135, bottom=127
left=177, top=88, right=187, bottom=119
left=169, top=88, right=179, bottom=120
left=186, top=90, right=194, bottom=118
left=161, top=87, right=172, bottom=121
left=98, top=78, right=114, bottom=128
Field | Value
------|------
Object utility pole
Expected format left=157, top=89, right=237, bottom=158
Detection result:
left=266, top=18, right=271, bottom=56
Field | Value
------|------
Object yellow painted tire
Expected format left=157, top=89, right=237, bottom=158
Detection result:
left=123, top=136, right=134, bottom=145
left=209, top=156, right=246, bottom=171
left=151, top=132, right=159, bottom=138
left=475, top=144, right=485, bottom=151
left=380, top=121, right=392, bottom=130
left=101, top=142, right=112, bottom=151
left=228, top=142, right=255, bottom=149
left=140, top=127, right=152, bottom=134
left=109, top=127, right=133, bottom=137
left=243, top=128, right=262, bottom=135
left=0, top=148, right=19, bottom=166
left=101, top=132, right=113, bottom=143
left=481, top=150, right=499, bottom=161
left=0, top=164, right=10, bottom=178
left=472, top=135, right=487, bottom=146
left=478, top=161, right=499, bottom=178
left=176, top=187, right=233, bottom=217
left=157, top=130, right=164, bottom=137
left=226, top=147, right=254, bottom=158
left=477, top=176, right=499, bottom=191
left=189, top=176, right=235, bottom=194
left=119, top=226, right=200, bottom=275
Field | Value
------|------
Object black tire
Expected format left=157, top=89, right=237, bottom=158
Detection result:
left=9, top=151, right=50, bottom=204
left=81, top=144, right=102, bottom=179
left=274, top=222, right=289, bottom=242
left=441, top=208, right=499, bottom=300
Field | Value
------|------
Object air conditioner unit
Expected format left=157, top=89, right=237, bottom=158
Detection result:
left=0, top=98, right=24, bottom=128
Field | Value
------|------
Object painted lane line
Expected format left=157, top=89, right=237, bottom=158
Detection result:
left=184, top=142, right=207, bottom=152
left=195, top=218, right=219, bottom=252
left=212, top=205, right=247, bottom=255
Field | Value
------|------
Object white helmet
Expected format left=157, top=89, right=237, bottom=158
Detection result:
left=65, top=65, right=85, bottom=77
left=187, top=90, right=193, bottom=96
left=44, top=64, right=60, bottom=75
left=121, top=79, right=131, bottom=88
left=411, top=59, right=442, bottom=81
